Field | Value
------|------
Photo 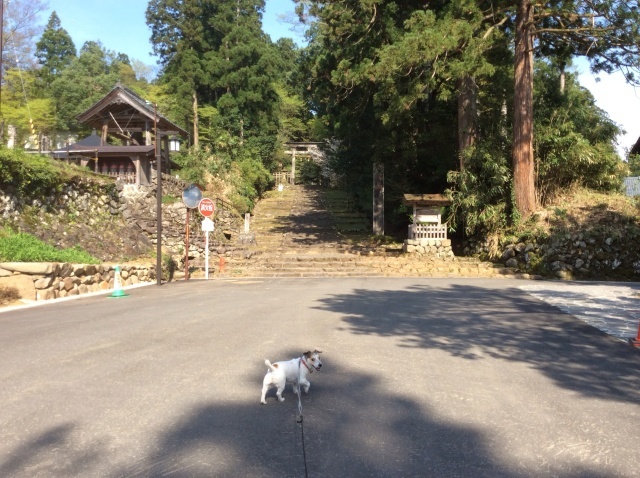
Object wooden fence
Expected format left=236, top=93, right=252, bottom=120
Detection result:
left=408, top=224, right=448, bottom=239
left=274, top=172, right=292, bottom=185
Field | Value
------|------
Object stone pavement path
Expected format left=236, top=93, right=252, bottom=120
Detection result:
left=221, top=184, right=525, bottom=278
left=520, top=282, right=640, bottom=342
left=249, top=184, right=345, bottom=253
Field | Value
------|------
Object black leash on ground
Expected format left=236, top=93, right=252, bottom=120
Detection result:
left=297, top=358, right=309, bottom=478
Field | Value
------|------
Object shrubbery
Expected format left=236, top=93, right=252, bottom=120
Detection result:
left=0, top=147, right=66, bottom=195
left=0, top=228, right=99, bottom=263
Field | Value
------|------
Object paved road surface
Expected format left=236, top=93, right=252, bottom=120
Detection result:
left=1, top=278, right=639, bottom=477
left=519, top=281, right=640, bottom=341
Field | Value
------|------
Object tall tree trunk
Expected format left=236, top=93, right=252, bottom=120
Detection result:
left=513, top=0, right=536, bottom=217
left=192, top=91, right=199, bottom=149
left=457, top=76, right=478, bottom=171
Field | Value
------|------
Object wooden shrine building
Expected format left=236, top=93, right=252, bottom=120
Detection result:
left=402, top=193, right=452, bottom=240
left=52, top=84, right=188, bottom=186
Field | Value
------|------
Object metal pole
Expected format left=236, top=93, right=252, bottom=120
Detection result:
left=0, top=0, right=5, bottom=144
left=205, top=230, right=209, bottom=280
left=185, top=208, right=190, bottom=281
left=155, top=104, right=163, bottom=285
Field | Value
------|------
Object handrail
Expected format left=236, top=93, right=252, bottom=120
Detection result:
left=214, top=196, right=239, bottom=216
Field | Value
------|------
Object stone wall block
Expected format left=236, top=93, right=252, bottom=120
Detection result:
left=0, top=275, right=36, bottom=300
left=59, top=263, right=74, bottom=277
left=34, top=276, right=55, bottom=289
left=0, top=262, right=54, bottom=275
left=38, top=288, right=57, bottom=300
left=62, top=277, right=78, bottom=291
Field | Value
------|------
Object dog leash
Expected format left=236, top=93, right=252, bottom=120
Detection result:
left=296, top=358, right=309, bottom=478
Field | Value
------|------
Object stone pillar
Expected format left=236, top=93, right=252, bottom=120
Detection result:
left=291, top=149, right=296, bottom=185
left=373, top=163, right=384, bottom=235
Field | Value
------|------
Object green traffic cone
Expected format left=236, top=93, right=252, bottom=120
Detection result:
left=109, top=265, right=129, bottom=298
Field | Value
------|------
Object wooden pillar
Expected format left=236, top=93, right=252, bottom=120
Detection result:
left=373, top=163, right=384, bottom=236
left=145, top=120, right=152, bottom=146
left=101, top=120, right=108, bottom=145
left=162, top=135, right=170, bottom=175
left=132, top=155, right=141, bottom=185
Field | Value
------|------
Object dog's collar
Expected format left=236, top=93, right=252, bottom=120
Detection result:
left=300, top=357, right=315, bottom=373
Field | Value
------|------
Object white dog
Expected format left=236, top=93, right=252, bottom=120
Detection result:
left=260, top=350, right=323, bottom=404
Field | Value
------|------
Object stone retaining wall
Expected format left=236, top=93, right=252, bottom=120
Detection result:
left=403, top=238, right=455, bottom=259
left=0, top=172, right=246, bottom=264
left=466, top=227, right=640, bottom=280
left=0, top=262, right=155, bottom=302
left=116, top=174, right=246, bottom=262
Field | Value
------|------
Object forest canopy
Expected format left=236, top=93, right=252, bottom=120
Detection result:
left=0, top=0, right=637, bottom=232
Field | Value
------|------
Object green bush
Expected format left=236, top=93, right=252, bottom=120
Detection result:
left=0, top=147, right=67, bottom=195
left=0, top=228, right=99, bottom=263
left=162, top=253, right=177, bottom=281
left=0, top=147, right=114, bottom=208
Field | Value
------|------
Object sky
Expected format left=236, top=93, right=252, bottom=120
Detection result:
left=40, top=0, right=639, bottom=158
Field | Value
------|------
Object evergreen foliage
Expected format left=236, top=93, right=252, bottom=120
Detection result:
left=628, top=155, right=640, bottom=177
left=297, top=0, right=634, bottom=235
left=533, top=62, right=623, bottom=202
left=50, top=41, right=136, bottom=132
left=1, top=1, right=638, bottom=233
left=35, top=12, right=77, bottom=91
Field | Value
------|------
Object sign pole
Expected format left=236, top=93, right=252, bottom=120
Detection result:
left=205, top=230, right=210, bottom=280
left=198, top=198, right=216, bottom=280
left=182, top=184, right=204, bottom=282
left=185, top=208, right=190, bottom=281
left=155, top=104, right=163, bottom=285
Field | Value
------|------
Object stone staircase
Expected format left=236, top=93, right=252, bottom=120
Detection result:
left=209, top=185, right=522, bottom=279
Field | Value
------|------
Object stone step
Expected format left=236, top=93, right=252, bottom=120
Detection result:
left=197, top=256, right=514, bottom=273
left=202, top=184, right=516, bottom=279
left=206, top=266, right=524, bottom=279
left=190, top=255, right=524, bottom=279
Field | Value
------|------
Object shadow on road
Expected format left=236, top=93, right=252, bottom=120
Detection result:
left=314, top=283, right=640, bottom=404
left=2, top=281, right=637, bottom=477
left=109, top=364, right=613, bottom=478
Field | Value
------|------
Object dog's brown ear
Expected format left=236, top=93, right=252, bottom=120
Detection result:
left=303, top=351, right=311, bottom=357
left=314, top=349, right=323, bottom=354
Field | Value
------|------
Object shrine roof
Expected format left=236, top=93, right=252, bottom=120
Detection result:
left=52, top=144, right=155, bottom=158
left=76, top=84, right=188, bottom=138
left=402, top=194, right=451, bottom=206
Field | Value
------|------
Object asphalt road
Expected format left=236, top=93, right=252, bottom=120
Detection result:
left=1, top=278, right=639, bottom=477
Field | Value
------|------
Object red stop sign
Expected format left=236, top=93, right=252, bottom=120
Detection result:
left=198, top=198, right=215, bottom=217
